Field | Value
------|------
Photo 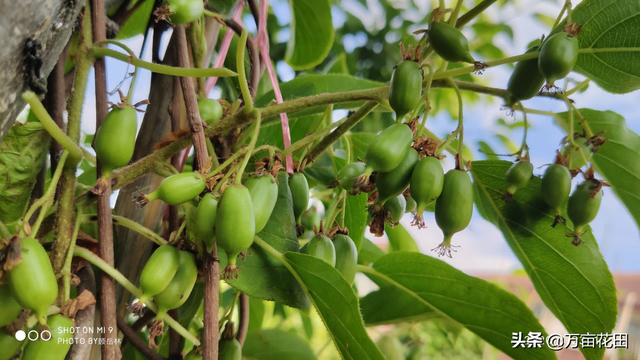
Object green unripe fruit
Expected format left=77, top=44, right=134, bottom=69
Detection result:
left=410, top=156, right=444, bottom=227
left=138, top=245, right=181, bottom=304
left=145, top=172, right=206, bottom=206
left=568, top=180, right=602, bottom=242
left=216, top=185, right=255, bottom=277
left=198, top=98, right=223, bottom=124
left=153, top=251, right=198, bottom=316
left=94, top=105, right=137, bottom=176
left=503, top=161, right=534, bottom=202
left=377, top=335, right=405, bottom=360
left=506, top=47, right=546, bottom=106
left=389, top=60, right=422, bottom=119
left=538, top=32, right=579, bottom=86
left=304, top=234, right=336, bottom=266
left=167, top=0, right=204, bottom=25
left=541, top=164, right=572, bottom=211
left=0, top=284, right=23, bottom=328
left=376, top=149, right=419, bottom=204
left=219, top=338, right=243, bottom=360
left=434, top=170, right=473, bottom=256
left=8, top=237, right=57, bottom=325
left=337, top=162, right=366, bottom=190
left=405, top=196, right=417, bottom=213
left=195, top=193, right=218, bottom=252
left=385, top=194, right=407, bottom=224
left=333, top=234, right=358, bottom=285
left=290, top=173, right=309, bottom=224
left=363, top=124, right=413, bottom=178
left=0, top=327, right=23, bottom=360
left=427, top=22, right=475, bottom=64
left=22, top=315, right=74, bottom=360
left=563, top=137, right=592, bottom=169
left=245, top=175, right=279, bottom=233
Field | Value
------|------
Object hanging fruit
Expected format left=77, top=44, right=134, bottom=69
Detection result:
left=245, top=174, right=279, bottom=233
left=434, top=168, right=473, bottom=257
left=410, top=156, right=444, bottom=228
left=216, top=185, right=256, bottom=279
left=137, top=171, right=207, bottom=206
left=502, top=159, right=534, bottom=202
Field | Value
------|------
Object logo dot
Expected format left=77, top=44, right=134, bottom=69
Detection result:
left=15, top=330, right=26, bottom=341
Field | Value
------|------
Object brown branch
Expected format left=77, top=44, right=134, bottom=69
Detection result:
left=236, top=293, right=249, bottom=345
left=175, top=25, right=208, bottom=170
left=92, top=1, right=118, bottom=359
left=68, top=265, right=97, bottom=360
left=117, top=316, right=167, bottom=360
left=167, top=76, right=182, bottom=359
left=175, top=24, right=220, bottom=360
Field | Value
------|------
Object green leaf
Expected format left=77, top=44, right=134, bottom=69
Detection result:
left=220, top=173, right=310, bottom=309
left=477, top=141, right=499, bottom=160
left=284, top=252, right=385, bottom=360
left=357, top=238, right=385, bottom=265
left=0, top=122, right=50, bottom=224
left=243, top=329, right=316, bottom=360
left=557, top=0, right=640, bottom=93
left=384, top=223, right=419, bottom=252
left=344, top=193, right=367, bottom=250
left=115, top=0, right=154, bottom=40
left=361, top=286, right=437, bottom=325
left=178, top=282, right=204, bottom=328
left=471, top=160, right=617, bottom=360
left=285, top=0, right=334, bottom=70
left=554, top=109, right=640, bottom=229
left=257, top=114, right=324, bottom=151
left=360, top=252, right=556, bottom=360
left=248, top=296, right=266, bottom=332
left=348, top=133, right=376, bottom=161
left=254, top=75, right=384, bottom=119
left=323, top=53, right=350, bottom=74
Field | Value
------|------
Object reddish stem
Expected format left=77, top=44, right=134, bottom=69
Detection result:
left=256, top=0, right=293, bottom=173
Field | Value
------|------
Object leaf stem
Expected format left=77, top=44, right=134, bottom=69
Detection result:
left=91, top=47, right=237, bottom=78
left=448, top=0, right=464, bottom=25
left=82, top=214, right=167, bottom=246
left=237, top=29, right=253, bottom=112
left=21, top=92, right=83, bottom=165
left=253, top=235, right=285, bottom=262
left=73, top=247, right=201, bottom=346
left=23, top=151, right=69, bottom=232
left=565, top=79, right=590, bottom=96
left=235, top=110, right=262, bottom=184
left=63, top=211, right=82, bottom=302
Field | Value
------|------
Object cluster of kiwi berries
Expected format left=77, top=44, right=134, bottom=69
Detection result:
left=504, top=134, right=608, bottom=246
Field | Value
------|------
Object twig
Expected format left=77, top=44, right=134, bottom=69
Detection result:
left=117, top=316, right=166, bottom=360
left=237, top=293, right=249, bottom=345
left=175, top=23, right=220, bottom=360
left=308, top=102, right=378, bottom=161
left=175, top=25, right=209, bottom=170
left=92, top=47, right=237, bottom=77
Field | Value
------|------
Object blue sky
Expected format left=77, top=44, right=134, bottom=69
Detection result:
left=80, top=0, right=639, bottom=273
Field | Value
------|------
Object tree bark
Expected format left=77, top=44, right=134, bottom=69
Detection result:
left=0, top=0, right=83, bottom=141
